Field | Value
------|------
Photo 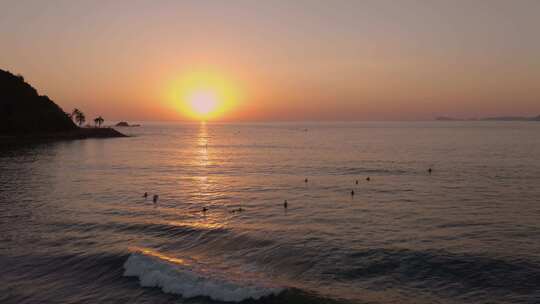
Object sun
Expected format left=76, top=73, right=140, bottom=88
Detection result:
left=187, top=90, right=218, bottom=117
left=166, top=70, right=241, bottom=121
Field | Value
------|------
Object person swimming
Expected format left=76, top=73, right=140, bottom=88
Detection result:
left=351, top=190, right=355, bottom=196
left=366, top=177, right=371, bottom=181
left=305, top=178, right=308, bottom=183
left=143, top=192, right=148, bottom=199
left=202, top=207, right=208, bottom=212
left=152, top=194, right=159, bottom=203
left=428, top=168, right=433, bottom=174
left=355, top=180, right=359, bottom=185
left=231, top=207, right=244, bottom=213
left=284, top=200, right=288, bottom=209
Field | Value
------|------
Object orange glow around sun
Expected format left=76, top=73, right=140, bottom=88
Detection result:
left=166, top=70, right=240, bottom=121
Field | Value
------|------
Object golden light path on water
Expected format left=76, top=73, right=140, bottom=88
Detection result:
left=195, top=122, right=213, bottom=199
left=129, top=246, right=190, bottom=266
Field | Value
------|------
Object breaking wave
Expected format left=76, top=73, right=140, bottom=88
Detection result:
left=123, top=249, right=283, bottom=302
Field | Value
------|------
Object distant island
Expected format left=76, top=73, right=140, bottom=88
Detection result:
left=435, top=115, right=540, bottom=122
left=0, top=69, right=126, bottom=141
left=116, top=121, right=141, bottom=127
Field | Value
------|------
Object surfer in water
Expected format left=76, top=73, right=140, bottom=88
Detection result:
left=152, top=194, right=159, bottom=204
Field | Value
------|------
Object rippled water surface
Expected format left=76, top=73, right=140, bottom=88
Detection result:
left=1, top=122, right=540, bottom=304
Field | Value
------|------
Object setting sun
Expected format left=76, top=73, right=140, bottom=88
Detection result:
left=166, top=70, right=241, bottom=121
left=187, top=90, right=218, bottom=118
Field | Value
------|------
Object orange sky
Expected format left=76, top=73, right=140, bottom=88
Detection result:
left=1, top=0, right=539, bottom=121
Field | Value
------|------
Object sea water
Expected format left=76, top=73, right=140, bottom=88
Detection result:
left=1, top=122, right=539, bottom=304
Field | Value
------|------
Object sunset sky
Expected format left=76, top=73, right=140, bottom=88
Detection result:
left=1, top=0, right=539, bottom=121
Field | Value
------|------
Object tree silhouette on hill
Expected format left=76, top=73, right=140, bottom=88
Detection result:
left=75, top=111, right=85, bottom=126
left=94, top=116, right=104, bottom=128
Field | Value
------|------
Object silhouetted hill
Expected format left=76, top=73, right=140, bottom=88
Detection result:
left=0, top=69, right=77, bottom=133
left=436, top=115, right=540, bottom=122
left=0, top=69, right=126, bottom=140
left=482, top=115, right=540, bottom=121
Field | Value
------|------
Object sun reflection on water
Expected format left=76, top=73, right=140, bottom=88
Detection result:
left=197, top=122, right=210, bottom=167
left=193, top=122, right=215, bottom=201
left=188, top=122, right=231, bottom=230
left=165, top=219, right=224, bottom=231
left=129, top=246, right=190, bottom=266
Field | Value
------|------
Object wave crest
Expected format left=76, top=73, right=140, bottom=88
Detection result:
left=123, top=250, right=282, bottom=302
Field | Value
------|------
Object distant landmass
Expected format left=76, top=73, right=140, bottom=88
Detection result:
left=436, top=115, right=540, bottom=121
left=116, top=121, right=140, bottom=127
left=0, top=69, right=125, bottom=140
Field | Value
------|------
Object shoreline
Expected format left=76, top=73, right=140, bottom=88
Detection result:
left=0, top=127, right=127, bottom=143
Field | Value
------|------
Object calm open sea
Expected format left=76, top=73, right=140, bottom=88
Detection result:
left=1, top=122, right=540, bottom=304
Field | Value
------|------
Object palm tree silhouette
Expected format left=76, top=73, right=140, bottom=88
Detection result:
left=71, top=109, right=81, bottom=122
left=75, top=111, right=86, bottom=127
left=94, top=116, right=104, bottom=128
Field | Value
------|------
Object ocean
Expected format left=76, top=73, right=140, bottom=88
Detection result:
left=1, top=122, right=539, bottom=304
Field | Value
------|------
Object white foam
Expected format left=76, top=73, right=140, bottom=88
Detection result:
left=123, top=252, right=282, bottom=302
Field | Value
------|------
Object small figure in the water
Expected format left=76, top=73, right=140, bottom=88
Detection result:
left=355, top=180, right=359, bottom=185
left=202, top=207, right=208, bottom=213
left=152, top=194, right=159, bottom=203
left=366, top=177, right=371, bottom=181
left=231, top=207, right=244, bottom=213
left=351, top=190, right=355, bottom=196
left=283, top=200, right=288, bottom=209
left=428, top=168, right=432, bottom=174
left=305, top=178, right=308, bottom=183
left=143, top=192, right=148, bottom=199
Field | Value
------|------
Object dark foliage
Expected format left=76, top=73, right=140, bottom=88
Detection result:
left=0, top=69, right=77, bottom=134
